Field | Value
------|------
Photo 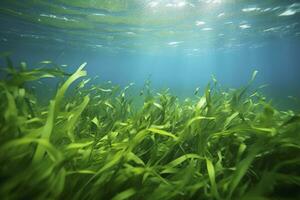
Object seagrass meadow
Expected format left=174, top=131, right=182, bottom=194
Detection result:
left=0, top=58, right=300, bottom=200
left=1, top=0, right=300, bottom=199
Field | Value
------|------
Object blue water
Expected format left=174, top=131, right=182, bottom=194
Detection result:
left=0, top=0, right=300, bottom=107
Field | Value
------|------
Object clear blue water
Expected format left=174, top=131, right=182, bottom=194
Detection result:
left=0, top=0, right=300, bottom=107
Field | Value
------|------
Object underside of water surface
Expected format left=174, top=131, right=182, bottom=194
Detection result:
left=1, top=0, right=300, bottom=200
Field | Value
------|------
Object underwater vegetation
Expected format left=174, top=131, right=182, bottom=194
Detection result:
left=0, top=58, right=300, bottom=200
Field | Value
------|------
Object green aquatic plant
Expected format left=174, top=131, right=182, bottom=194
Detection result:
left=0, top=58, right=300, bottom=200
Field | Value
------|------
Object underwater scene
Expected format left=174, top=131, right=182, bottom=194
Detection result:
left=0, top=0, right=300, bottom=199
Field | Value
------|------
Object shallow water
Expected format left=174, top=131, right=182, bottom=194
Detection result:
left=1, top=1, right=300, bottom=200
left=0, top=0, right=300, bottom=106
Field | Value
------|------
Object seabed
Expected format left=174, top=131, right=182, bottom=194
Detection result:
left=0, top=59, right=300, bottom=200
